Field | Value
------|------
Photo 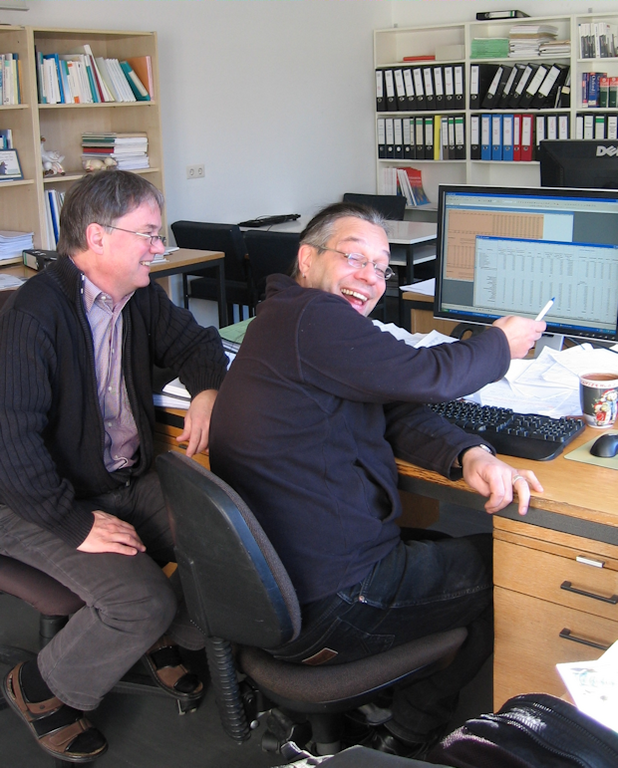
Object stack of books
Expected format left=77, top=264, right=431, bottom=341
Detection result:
left=81, top=132, right=150, bottom=171
left=0, top=230, right=34, bottom=262
left=0, top=128, right=13, bottom=150
left=36, top=47, right=152, bottom=105
left=579, top=21, right=618, bottom=58
left=0, top=53, right=22, bottom=104
left=470, top=38, right=510, bottom=59
left=380, top=167, right=429, bottom=207
left=508, top=24, right=560, bottom=57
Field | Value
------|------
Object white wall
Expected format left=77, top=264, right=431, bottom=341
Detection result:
left=5, top=0, right=394, bottom=228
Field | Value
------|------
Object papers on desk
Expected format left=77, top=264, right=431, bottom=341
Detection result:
left=374, top=320, right=618, bottom=419
left=0, top=274, right=26, bottom=290
left=399, top=278, right=435, bottom=295
left=557, top=639, right=618, bottom=734
left=474, top=343, right=618, bottom=418
left=153, top=377, right=191, bottom=410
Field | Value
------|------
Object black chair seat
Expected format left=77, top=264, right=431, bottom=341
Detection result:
left=239, top=627, right=466, bottom=712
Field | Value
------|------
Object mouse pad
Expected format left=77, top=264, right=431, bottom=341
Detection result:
left=565, top=431, right=618, bottom=470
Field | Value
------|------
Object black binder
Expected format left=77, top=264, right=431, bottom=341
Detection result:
left=412, top=67, right=426, bottom=110
left=433, top=66, right=445, bottom=109
left=470, top=63, right=498, bottom=109
left=499, top=63, right=524, bottom=108
left=534, top=64, right=569, bottom=109
left=384, top=69, right=396, bottom=111
left=443, top=65, right=455, bottom=109
left=519, top=64, right=548, bottom=109
left=453, top=65, right=465, bottom=109
left=393, top=69, right=407, bottom=111
left=403, top=117, right=414, bottom=159
left=424, top=115, right=434, bottom=159
left=377, top=117, right=386, bottom=158
left=470, top=114, right=481, bottom=159
left=376, top=69, right=386, bottom=112
left=415, top=116, right=425, bottom=158
left=482, top=65, right=513, bottom=109
left=508, top=64, right=534, bottom=108
left=393, top=118, right=404, bottom=160
left=403, top=68, right=416, bottom=110
left=423, top=67, right=435, bottom=110
left=385, top=117, right=395, bottom=159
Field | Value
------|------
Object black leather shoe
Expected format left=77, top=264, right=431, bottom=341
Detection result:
left=365, top=724, right=440, bottom=760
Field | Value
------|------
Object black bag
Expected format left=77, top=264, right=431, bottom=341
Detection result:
left=427, top=693, right=618, bottom=768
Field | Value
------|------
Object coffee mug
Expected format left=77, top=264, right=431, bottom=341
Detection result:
left=579, top=372, right=618, bottom=428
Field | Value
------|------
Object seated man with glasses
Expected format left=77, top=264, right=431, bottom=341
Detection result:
left=0, top=170, right=228, bottom=762
left=210, top=201, right=546, bottom=759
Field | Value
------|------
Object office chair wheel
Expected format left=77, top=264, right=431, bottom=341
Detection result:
left=261, top=709, right=312, bottom=753
left=176, top=696, right=200, bottom=715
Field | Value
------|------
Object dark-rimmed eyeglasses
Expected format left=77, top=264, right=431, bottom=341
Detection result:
left=311, top=245, right=394, bottom=281
left=103, top=225, right=166, bottom=248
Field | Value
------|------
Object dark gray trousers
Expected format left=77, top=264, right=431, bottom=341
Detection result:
left=0, top=471, right=204, bottom=711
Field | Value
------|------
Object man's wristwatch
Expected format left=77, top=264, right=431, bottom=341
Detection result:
left=454, top=443, right=493, bottom=469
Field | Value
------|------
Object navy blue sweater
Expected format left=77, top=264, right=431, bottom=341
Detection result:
left=210, top=275, right=510, bottom=605
left=0, top=257, right=227, bottom=547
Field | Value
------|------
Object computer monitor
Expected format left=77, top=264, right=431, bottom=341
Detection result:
left=539, top=140, right=618, bottom=189
left=434, top=184, right=618, bottom=343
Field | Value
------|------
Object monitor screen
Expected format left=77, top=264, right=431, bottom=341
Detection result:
left=539, top=140, right=618, bottom=189
left=434, top=184, right=618, bottom=342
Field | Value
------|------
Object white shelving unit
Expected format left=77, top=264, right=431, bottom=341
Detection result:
left=374, top=12, right=618, bottom=211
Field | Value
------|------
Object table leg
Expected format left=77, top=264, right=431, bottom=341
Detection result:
left=217, top=260, right=229, bottom=328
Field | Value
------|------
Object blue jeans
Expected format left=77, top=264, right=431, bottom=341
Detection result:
left=272, top=533, right=493, bottom=742
left=0, top=471, right=204, bottom=711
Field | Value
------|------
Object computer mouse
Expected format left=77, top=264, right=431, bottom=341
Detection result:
left=589, top=433, right=618, bottom=458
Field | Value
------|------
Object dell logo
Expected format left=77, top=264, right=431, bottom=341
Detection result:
left=596, top=145, right=618, bottom=156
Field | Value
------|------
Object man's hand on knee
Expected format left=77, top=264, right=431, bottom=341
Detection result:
left=77, top=510, right=146, bottom=555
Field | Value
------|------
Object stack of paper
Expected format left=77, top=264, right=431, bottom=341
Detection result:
left=0, top=230, right=34, bottom=261
left=557, top=639, right=618, bottom=734
left=509, top=24, right=559, bottom=57
left=81, top=132, right=149, bottom=171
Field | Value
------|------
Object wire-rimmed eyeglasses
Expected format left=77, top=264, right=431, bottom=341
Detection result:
left=103, top=225, right=167, bottom=248
left=311, top=245, right=394, bottom=280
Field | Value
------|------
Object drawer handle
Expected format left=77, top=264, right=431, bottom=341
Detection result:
left=559, top=628, right=610, bottom=651
left=560, top=581, right=618, bottom=605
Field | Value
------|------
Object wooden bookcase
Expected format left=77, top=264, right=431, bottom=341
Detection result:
left=0, top=26, right=164, bottom=251
left=374, top=12, right=618, bottom=210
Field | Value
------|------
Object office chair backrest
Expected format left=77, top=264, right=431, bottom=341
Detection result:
left=342, top=193, right=406, bottom=220
left=243, top=230, right=300, bottom=301
left=157, top=452, right=301, bottom=649
left=170, top=221, right=248, bottom=283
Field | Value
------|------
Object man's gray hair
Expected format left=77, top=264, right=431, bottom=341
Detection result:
left=291, top=202, right=387, bottom=278
left=57, top=170, right=165, bottom=257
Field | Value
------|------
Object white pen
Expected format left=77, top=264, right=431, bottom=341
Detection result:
left=535, top=298, right=555, bottom=322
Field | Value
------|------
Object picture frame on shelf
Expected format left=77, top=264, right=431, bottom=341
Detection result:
left=0, top=149, right=23, bottom=181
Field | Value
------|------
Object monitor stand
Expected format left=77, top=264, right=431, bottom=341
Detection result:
left=534, top=334, right=564, bottom=357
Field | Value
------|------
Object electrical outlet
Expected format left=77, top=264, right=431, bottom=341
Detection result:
left=186, top=164, right=205, bottom=180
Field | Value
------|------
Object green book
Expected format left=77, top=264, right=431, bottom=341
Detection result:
left=470, top=38, right=510, bottom=59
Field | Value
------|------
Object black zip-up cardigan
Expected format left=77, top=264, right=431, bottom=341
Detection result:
left=0, top=257, right=227, bottom=547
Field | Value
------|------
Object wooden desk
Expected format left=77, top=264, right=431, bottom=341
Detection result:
left=151, top=248, right=228, bottom=328
left=396, top=427, right=618, bottom=710
left=0, top=248, right=229, bottom=328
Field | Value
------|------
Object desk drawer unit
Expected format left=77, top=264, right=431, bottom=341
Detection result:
left=493, top=520, right=618, bottom=709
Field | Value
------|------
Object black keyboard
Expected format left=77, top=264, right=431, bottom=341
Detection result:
left=238, top=214, right=301, bottom=228
left=428, top=400, right=586, bottom=461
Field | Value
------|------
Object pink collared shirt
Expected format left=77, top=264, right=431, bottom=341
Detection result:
left=82, top=275, right=139, bottom=472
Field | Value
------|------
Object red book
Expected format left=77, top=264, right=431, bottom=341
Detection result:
left=402, top=55, right=436, bottom=62
left=520, top=114, right=533, bottom=161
